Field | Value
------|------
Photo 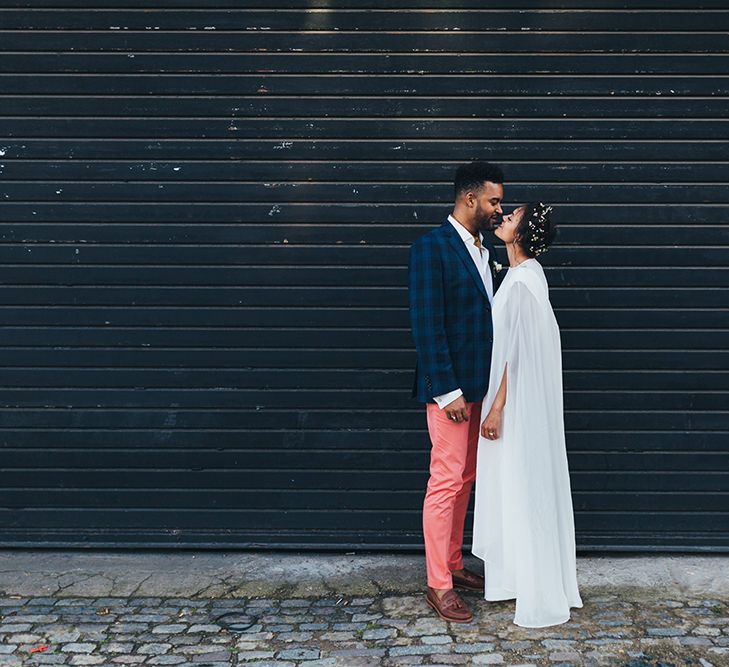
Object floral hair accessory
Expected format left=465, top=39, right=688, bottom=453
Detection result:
left=526, top=202, right=553, bottom=257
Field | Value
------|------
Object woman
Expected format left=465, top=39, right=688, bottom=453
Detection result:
left=472, top=202, right=583, bottom=628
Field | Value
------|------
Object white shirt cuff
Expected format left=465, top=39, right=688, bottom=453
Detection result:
left=433, top=388, right=463, bottom=409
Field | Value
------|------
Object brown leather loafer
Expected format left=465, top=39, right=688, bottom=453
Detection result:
left=426, top=587, right=473, bottom=623
left=451, top=568, right=485, bottom=592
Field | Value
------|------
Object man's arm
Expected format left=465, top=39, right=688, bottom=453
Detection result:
left=409, top=237, right=468, bottom=421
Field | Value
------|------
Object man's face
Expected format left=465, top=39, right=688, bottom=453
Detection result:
left=471, top=181, right=504, bottom=231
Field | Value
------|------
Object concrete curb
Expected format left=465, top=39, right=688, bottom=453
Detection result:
left=0, top=551, right=727, bottom=599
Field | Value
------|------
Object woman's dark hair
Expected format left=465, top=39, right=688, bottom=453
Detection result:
left=454, top=161, right=504, bottom=198
left=515, top=202, right=557, bottom=258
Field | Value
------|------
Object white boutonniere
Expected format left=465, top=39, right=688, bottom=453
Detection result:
left=491, top=260, right=503, bottom=274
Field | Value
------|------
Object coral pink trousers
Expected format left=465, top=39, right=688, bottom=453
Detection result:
left=423, top=400, right=483, bottom=589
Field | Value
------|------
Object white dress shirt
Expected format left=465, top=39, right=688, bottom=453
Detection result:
left=433, top=215, right=494, bottom=409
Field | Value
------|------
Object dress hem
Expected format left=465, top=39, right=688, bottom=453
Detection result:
left=513, top=614, right=572, bottom=629
left=484, top=588, right=516, bottom=602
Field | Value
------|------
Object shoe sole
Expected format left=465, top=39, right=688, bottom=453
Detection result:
left=426, top=595, right=473, bottom=624
left=453, top=581, right=483, bottom=592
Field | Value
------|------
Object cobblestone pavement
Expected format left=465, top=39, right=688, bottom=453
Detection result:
left=1, top=590, right=728, bottom=667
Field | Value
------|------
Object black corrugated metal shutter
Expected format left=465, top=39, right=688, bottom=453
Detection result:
left=0, top=1, right=727, bottom=550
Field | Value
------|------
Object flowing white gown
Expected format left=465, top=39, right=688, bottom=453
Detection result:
left=472, top=258, right=583, bottom=628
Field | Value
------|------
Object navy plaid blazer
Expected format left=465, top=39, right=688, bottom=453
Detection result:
left=408, top=219, right=504, bottom=404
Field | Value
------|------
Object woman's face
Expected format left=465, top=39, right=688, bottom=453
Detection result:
left=495, top=206, right=525, bottom=244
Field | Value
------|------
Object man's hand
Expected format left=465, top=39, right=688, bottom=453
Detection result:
left=444, top=396, right=469, bottom=423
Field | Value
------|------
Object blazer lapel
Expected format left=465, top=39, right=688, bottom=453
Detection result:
left=443, top=220, right=489, bottom=301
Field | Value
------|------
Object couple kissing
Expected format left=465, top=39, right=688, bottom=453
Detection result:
left=408, top=161, right=583, bottom=628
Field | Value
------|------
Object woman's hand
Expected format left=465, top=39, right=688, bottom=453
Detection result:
left=481, top=407, right=503, bottom=440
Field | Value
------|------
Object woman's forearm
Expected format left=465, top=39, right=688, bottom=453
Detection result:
left=490, top=365, right=508, bottom=412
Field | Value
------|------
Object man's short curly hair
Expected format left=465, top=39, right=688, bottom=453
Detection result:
left=454, top=161, right=504, bottom=199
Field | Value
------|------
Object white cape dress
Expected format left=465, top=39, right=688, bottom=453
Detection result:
left=472, top=258, right=583, bottom=628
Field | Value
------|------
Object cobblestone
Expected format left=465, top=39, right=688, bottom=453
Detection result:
left=0, top=592, right=723, bottom=666
left=277, top=647, right=322, bottom=660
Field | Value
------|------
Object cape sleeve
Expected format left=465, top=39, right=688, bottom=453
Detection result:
left=486, top=276, right=550, bottom=403
left=503, top=277, right=579, bottom=627
left=503, top=279, right=552, bottom=401
left=502, top=276, right=563, bottom=487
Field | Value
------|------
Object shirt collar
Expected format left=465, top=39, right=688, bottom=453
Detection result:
left=448, top=214, right=483, bottom=246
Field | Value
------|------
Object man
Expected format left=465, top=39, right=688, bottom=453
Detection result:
left=408, top=161, right=505, bottom=623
